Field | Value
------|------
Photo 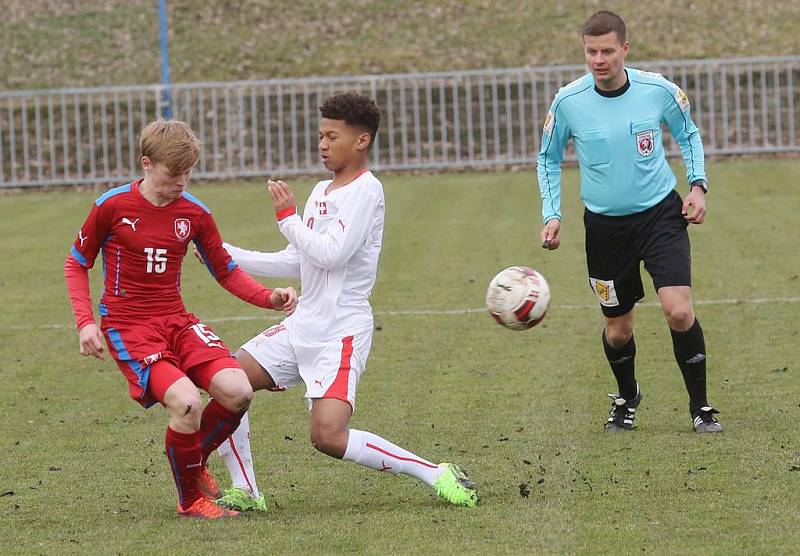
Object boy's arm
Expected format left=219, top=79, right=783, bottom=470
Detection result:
left=195, top=213, right=296, bottom=311
left=221, top=241, right=301, bottom=278
left=269, top=180, right=381, bottom=269
left=64, top=202, right=110, bottom=359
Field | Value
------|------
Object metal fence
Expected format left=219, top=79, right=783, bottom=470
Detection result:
left=1, top=55, right=798, bottom=188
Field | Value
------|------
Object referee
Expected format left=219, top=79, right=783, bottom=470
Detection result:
left=537, top=10, right=722, bottom=433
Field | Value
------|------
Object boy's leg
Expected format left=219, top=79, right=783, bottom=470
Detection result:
left=153, top=364, right=238, bottom=517
left=159, top=377, right=239, bottom=519
left=104, top=319, right=238, bottom=518
left=312, top=398, right=478, bottom=507
left=166, top=357, right=251, bottom=503
left=151, top=364, right=205, bottom=508
left=195, top=360, right=253, bottom=462
left=175, top=320, right=252, bottom=463
left=214, top=330, right=299, bottom=511
left=310, top=398, right=438, bottom=481
left=217, top=411, right=260, bottom=497
left=215, top=346, right=281, bottom=500
left=301, top=332, right=478, bottom=506
left=215, top=412, right=266, bottom=512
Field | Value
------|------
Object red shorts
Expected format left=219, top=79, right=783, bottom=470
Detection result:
left=101, top=312, right=239, bottom=408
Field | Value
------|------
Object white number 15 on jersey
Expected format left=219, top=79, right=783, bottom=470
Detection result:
left=144, top=247, right=168, bottom=273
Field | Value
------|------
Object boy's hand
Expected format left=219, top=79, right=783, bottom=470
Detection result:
left=78, top=323, right=105, bottom=360
left=270, top=287, right=298, bottom=315
left=267, top=180, right=297, bottom=217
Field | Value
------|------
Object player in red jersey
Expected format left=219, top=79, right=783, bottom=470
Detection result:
left=64, top=120, right=297, bottom=519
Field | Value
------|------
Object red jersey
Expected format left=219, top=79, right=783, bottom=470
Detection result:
left=65, top=179, right=273, bottom=327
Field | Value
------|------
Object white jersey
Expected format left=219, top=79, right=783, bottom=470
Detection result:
left=224, top=171, right=384, bottom=341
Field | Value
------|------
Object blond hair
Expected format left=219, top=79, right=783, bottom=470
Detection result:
left=140, top=119, right=202, bottom=174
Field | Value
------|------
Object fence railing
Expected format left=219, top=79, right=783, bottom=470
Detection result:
left=1, top=55, right=798, bottom=188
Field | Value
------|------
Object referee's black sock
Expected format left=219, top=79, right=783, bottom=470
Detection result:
left=670, top=318, right=709, bottom=415
left=602, top=330, right=638, bottom=401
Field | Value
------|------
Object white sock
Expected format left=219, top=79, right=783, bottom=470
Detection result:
left=217, top=411, right=260, bottom=498
left=343, top=428, right=444, bottom=486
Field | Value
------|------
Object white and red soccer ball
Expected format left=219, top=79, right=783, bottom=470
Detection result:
left=485, top=266, right=551, bottom=330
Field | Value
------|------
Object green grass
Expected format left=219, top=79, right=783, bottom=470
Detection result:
left=1, top=159, right=799, bottom=554
left=2, top=0, right=799, bottom=90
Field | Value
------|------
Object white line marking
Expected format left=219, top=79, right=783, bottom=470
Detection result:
left=11, top=296, right=800, bottom=331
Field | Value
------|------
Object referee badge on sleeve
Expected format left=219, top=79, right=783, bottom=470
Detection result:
left=589, top=278, right=620, bottom=307
left=543, top=111, right=554, bottom=134
left=636, top=130, right=654, bottom=157
left=674, top=87, right=691, bottom=112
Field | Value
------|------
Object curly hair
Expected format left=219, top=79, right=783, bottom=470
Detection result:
left=320, top=93, right=381, bottom=148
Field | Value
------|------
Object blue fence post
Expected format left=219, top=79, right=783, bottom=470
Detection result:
left=159, top=0, right=172, bottom=119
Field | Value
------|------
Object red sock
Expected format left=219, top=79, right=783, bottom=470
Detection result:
left=199, top=399, right=243, bottom=464
left=165, top=427, right=203, bottom=508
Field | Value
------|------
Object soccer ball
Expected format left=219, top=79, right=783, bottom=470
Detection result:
left=485, top=266, right=551, bottom=330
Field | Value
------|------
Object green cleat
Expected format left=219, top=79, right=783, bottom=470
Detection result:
left=216, top=487, right=267, bottom=513
left=433, top=463, right=479, bottom=507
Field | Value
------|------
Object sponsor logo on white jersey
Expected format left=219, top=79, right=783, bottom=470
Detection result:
left=121, top=217, right=139, bottom=231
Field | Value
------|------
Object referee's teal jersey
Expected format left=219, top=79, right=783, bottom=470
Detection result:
left=537, top=68, right=706, bottom=222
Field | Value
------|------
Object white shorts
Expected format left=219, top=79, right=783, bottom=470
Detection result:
left=240, top=323, right=372, bottom=412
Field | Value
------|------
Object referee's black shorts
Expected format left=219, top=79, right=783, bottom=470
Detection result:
left=583, top=190, right=691, bottom=318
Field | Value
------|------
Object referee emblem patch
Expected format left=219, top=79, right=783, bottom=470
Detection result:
left=636, top=130, right=655, bottom=157
left=589, top=278, right=620, bottom=307
left=675, top=87, right=691, bottom=112
left=543, top=111, right=554, bottom=134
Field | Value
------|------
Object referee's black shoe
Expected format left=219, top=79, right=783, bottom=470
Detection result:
left=692, top=407, right=723, bottom=433
left=604, top=386, right=642, bottom=432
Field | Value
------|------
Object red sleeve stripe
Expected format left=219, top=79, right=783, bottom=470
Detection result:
left=276, top=206, right=297, bottom=221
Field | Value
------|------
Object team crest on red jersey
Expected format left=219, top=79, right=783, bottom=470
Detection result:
left=174, top=218, right=191, bottom=241
left=636, top=130, right=655, bottom=157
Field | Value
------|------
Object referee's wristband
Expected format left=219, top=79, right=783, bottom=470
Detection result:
left=690, top=180, right=708, bottom=194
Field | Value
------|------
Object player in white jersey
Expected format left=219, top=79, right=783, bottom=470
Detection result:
left=212, top=93, right=478, bottom=511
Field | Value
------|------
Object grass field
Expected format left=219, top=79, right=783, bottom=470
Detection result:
left=2, top=0, right=798, bottom=90
left=1, top=158, right=799, bottom=554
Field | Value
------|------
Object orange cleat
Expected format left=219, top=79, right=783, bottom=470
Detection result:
left=177, top=497, right=240, bottom=519
left=197, top=466, right=221, bottom=500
